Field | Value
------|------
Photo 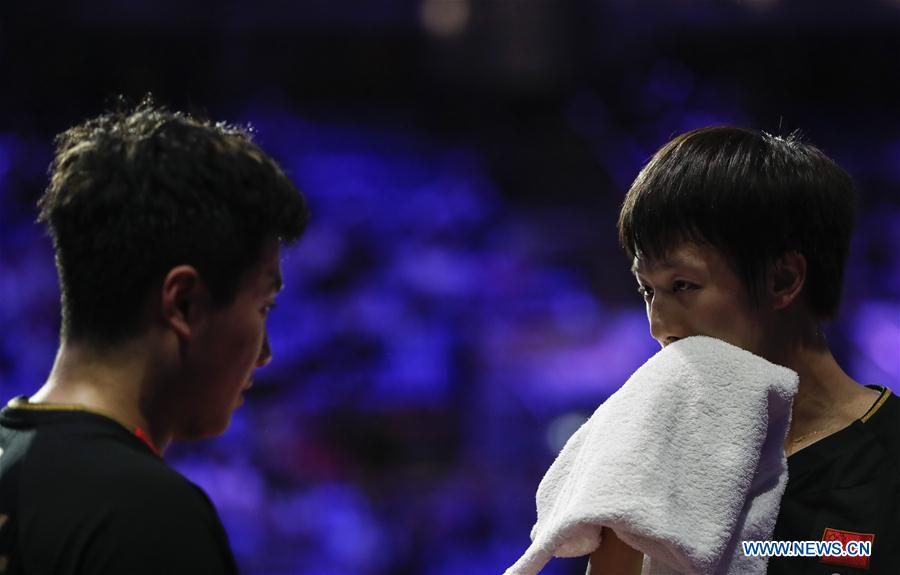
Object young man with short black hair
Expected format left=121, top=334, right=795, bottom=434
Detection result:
left=590, top=126, right=899, bottom=573
left=0, top=100, right=309, bottom=573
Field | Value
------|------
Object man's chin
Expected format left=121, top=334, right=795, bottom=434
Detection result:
left=175, top=414, right=234, bottom=441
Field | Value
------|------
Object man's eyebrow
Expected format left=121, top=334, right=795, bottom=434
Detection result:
left=631, top=256, right=700, bottom=275
left=268, top=271, right=284, bottom=293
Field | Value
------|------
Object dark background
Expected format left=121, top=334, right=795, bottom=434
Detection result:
left=1, top=1, right=899, bottom=573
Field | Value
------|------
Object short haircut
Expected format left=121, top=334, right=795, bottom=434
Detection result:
left=38, top=98, right=310, bottom=346
left=617, top=126, right=857, bottom=319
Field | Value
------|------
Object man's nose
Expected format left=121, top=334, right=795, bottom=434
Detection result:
left=648, top=295, right=683, bottom=347
left=256, top=332, right=272, bottom=368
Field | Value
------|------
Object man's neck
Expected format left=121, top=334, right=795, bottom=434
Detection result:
left=30, top=340, right=173, bottom=453
left=781, top=344, right=880, bottom=456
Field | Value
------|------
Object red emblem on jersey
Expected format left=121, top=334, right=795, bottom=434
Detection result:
left=819, top=527, right=875, bottom=570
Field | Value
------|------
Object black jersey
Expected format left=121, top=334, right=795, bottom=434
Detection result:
left=769, top=385, right=900, bottom=574
left=0, top=397, right=238, bottom=574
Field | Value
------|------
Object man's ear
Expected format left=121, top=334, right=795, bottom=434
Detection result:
left=768, top=252, right=807, bottom=311
left=160, top=266, right=210, bottom=340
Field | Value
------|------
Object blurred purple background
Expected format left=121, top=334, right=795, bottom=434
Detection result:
left=1, top=1, right=899, bottom=573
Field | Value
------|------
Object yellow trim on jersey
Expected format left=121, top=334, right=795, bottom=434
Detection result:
left=4, top=398, right=162, bottom=456
left=6, top=397, right=118, bottom=422
left=861, top=387, right=892, bottom=424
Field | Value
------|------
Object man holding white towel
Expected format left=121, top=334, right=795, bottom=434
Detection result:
left=597, top=126, right=899, bottom=574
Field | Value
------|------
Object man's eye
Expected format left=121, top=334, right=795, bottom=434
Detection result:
left=672, top=280, right=695, bottom=292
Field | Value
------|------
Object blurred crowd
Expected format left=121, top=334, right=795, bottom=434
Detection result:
left=1, top=1, right=899, bottom=573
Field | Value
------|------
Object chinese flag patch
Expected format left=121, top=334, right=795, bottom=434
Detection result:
left=819, top=527, right=875, bottom=570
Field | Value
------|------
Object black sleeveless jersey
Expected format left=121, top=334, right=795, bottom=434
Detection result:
left=0, top=397, right=238, bottom=574
left=770, top=385, right=900, bottom=574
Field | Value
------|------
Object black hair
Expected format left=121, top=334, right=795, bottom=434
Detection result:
left=618, top=126, right=857, bottom=319
left=38, top=97, right=310, bottom=346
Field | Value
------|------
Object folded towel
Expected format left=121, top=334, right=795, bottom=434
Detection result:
left=505, top=336, right=798, bottom=575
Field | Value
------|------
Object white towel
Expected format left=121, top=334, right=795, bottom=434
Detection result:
left=505, top=336, right=798, bottom=575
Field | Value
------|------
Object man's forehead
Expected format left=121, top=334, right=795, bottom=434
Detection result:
left=258, top=240, right=283, bottom=291
left=239, top=240, right=283, bottom=294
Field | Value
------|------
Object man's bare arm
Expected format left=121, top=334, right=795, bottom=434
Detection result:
left=586, top=527, right=643, bottom=575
